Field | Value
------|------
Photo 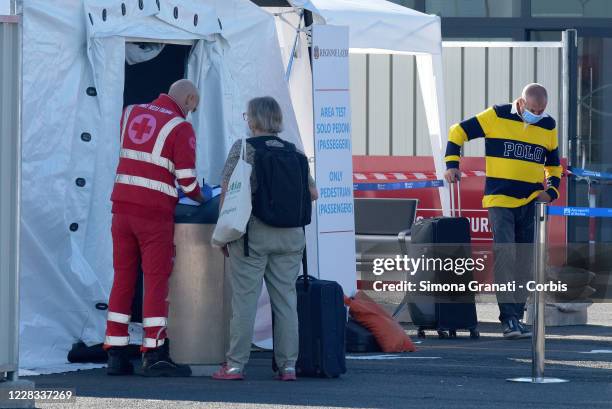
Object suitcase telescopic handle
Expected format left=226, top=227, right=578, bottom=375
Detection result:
left=450, top=179, right=461, bottom=217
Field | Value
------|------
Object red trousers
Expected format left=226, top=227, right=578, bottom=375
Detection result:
left=104, top=213, right=174, bottom=352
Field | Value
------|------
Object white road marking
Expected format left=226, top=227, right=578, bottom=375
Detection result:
left=346, top=355, right=441, bottom=360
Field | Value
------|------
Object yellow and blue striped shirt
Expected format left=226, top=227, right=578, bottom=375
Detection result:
left=445, top=103, right=562, bottom=208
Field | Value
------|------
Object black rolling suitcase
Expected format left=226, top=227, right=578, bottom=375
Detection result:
left=408, top=181, right=479, bottom=339
left=295, top=249, right=347, bottom=377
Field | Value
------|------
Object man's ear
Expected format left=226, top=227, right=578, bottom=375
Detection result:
left=192, top=95, right=200, bottom=111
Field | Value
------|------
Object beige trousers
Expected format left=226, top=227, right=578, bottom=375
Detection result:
left=226, top=217, right=305, bottom=370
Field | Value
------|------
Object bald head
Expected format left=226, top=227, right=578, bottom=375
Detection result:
left=522, top=83, right=548, bottom=102
left=169, top=79, right=200, bottom=115
left=518, top=83, right=548, bottom=116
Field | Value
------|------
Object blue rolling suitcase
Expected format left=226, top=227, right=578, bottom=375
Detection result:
left=295, top=251, right=347, bottom=377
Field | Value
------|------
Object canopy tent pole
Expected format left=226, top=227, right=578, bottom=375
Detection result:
left=282, top=9, right=304, bottom=82
left=416, top=53, right=450, bottom=216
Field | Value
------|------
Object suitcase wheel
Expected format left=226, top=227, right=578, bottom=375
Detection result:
left=417, top=329, right=426, bottom=339
left=448, top=330, right=457, bottom=339
left=470, top=329, right=480, bottom=339
left=437, top=330, right=449, bottom=339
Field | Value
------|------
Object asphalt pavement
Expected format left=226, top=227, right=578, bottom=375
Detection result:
left=17, top=304, right=612, bottom=409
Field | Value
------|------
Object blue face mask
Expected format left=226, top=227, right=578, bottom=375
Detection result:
left=522, top=108, right=544, bottom=124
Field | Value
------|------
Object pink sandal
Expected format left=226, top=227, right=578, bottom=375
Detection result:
left=275, top=367, right=297, bottom=381
left=212, top=363, right=244, bottom=380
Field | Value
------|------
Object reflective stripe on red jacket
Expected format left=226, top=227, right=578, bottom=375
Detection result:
left=111, top=94, right=201, bottom=221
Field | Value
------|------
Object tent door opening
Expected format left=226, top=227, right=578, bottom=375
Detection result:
left=122, top=40, right=193, bottom=323
left=123, top=41, right=194, bottom=108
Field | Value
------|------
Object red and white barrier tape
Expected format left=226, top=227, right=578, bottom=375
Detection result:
left=353, top=170, right=485, bottom=181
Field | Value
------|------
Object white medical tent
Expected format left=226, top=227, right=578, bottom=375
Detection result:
left=19, top=0, right=445, bottom=369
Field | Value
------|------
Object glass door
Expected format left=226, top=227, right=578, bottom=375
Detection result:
left=571, top=30, right=612, bottom=273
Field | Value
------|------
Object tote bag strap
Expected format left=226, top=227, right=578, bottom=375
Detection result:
left=241, top=136, right=250, bottom=257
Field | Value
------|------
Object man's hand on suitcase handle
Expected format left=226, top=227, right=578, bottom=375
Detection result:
left=536, top=191, right=552, bottom=203
left=444, top=168, right=461, bottom=183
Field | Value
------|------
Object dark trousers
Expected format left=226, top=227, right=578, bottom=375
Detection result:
left=488, top=201, right=535, bottom=323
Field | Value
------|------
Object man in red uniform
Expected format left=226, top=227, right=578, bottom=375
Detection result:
left=104, top=79, right=204, bottom=377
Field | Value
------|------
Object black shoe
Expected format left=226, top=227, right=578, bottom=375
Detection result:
left=107, top=346, right=134, bottom=376
left=502, top=318, right=521, bottom=339
left=142, top=340, right=192, bottom=377
left=517, top=321, right=533, bottom=339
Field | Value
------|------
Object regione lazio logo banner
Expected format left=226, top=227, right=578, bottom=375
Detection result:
left=313, top=45, right=350, bottom=60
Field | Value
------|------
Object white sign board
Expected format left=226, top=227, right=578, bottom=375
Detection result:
left=311, top=25, right=356, bottom=296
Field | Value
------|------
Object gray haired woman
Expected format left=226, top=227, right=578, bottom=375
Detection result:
left=213, top=96, right=317, bottom=381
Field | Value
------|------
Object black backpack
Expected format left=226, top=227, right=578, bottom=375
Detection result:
left=247, top=136, right=312, bottom=228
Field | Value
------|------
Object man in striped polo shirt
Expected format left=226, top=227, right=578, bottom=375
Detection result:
left=444, top=83, right=562, bottom=339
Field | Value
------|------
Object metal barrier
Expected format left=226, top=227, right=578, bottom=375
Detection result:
left=508, top=202, right=568, bottom=384
left=566, top=166, right=612, bottom=263
left=568, top=166, right=612, bottom=181
left=508, top=202, right=612, bottom=384
left=0, top=11, right=21, bottom=382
